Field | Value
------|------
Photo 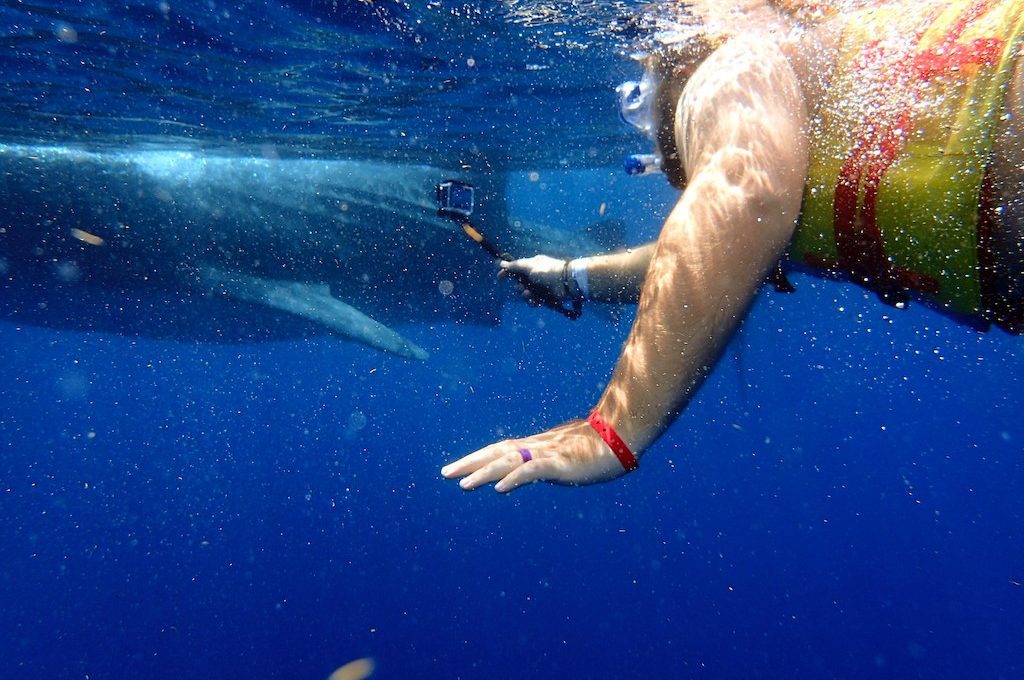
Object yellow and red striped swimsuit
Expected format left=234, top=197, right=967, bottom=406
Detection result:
left=793, top=0, right=1024, bottom=329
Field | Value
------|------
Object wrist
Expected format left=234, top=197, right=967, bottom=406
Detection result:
left=587, top=409, right=639, bottom=472
left=560, top=258, right=591, bottom=301
left=593, top=398, right=653, bottom=457
left=570, top=258, right=590, bottom=299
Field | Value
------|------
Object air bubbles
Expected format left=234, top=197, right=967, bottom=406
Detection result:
left=348, top=410, right=367, bottom=431
left=345, top=410, right=368, bottom=439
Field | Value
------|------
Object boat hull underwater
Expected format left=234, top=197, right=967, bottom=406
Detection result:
left=0, top=144, right=611, bottom=358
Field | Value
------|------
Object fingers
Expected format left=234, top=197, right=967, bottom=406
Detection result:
left=442, top=420, right=613, bottom=494
left=497, top=266, right=545, bottom=306
left=498, top=255, right=569, bottom=306
left=440, top=443, right=505, bottom=480
left=442, top=417, right=614, bottom=491
left=494, top=458, right=558, bottom=493
left=458, top=450, right=524, bottom=490
left=441, top=439, right=560, bottom=493
left=498, top=257, right=534, bottom=276
left=501, top=260, right=538, bottom=276
left=499, top=255, right=561, bottom=277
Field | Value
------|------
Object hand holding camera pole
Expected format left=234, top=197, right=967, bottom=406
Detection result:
left=461, top=222, right=583, bottom=320
left=436, top=179, right=582, bottom=320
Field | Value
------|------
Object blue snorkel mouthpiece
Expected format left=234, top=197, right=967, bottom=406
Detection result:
left=624, top=153, right=662, bottom=176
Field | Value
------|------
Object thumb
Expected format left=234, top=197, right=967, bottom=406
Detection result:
left=499, top=259, right=530, bottom=276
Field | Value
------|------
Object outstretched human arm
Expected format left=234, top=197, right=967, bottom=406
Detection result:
left=500, top=244, right=655, bottom=304
left=442, top=36, right=809, bottom=491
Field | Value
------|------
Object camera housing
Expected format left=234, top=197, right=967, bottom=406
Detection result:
left=435, top=180, right=475, bottom=219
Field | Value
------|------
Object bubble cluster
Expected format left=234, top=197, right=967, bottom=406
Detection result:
left=347, top=410, right=368, bottom=434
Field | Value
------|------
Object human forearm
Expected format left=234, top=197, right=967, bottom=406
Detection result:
left=595, top=172, right=798, bottom=454
left=572, top=243, right=654, bottom=303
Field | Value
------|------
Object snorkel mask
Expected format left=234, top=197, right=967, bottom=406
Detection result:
left=617, top=73, right=656, bottom=137
left=617, top=5, right=718, bottom=184
left=617, top=68, right=663, bottom=176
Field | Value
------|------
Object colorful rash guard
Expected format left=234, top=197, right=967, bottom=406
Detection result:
left=792, top=0, right=1024, bottom=329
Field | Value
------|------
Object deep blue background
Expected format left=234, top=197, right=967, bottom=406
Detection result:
left=2, top=170, right=1022, bottom=679
left=1, top=0, right=1023, bottom=677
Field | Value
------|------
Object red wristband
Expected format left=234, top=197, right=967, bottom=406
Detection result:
left=587, top=410, right=639, bottom=472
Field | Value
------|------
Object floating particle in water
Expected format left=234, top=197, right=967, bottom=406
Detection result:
left=54, top=23, right=78, bottom=43
left=598, top=202, right=607, bottom=216
left=70, top=228, right=105, bottom=246
left=528, top=171, right=540, bottom=182
left=438, top=279, right=454, bottom=296
left=328, top=657, right=375, bottom=680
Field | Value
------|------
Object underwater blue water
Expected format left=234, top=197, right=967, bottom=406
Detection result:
left=0, top=0, right=644, bottom=166
left=2, top=2, right=1024, bottom=679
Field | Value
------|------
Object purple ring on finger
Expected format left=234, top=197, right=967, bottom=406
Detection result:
left=518, top=448, right=533, bottom=463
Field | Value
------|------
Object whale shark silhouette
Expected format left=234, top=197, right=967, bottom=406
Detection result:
left=0, top=144, right=617, bottom=359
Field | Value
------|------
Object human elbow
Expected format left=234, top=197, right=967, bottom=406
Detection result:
left=712, top=146, right=800, bottom=213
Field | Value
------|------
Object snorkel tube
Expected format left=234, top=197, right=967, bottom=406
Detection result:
left=435, top=180, right=583, bottom=320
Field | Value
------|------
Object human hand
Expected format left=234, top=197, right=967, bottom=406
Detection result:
left=498, top=254, right=573, bottom=304
left=440, top=419, right=627, bottom=493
